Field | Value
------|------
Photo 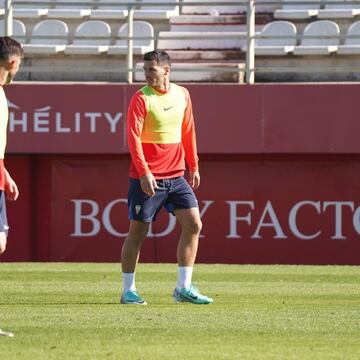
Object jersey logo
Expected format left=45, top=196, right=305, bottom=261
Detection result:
left=135, top=205, right=142, bottom=214
left=163, top=105, right=174, bottom=111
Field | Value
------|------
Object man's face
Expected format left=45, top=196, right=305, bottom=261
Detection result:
left=5, top=55, right=21, bottom=85
left=143, top=59, right=169, bottom=89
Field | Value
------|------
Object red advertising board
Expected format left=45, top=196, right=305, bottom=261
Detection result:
left=1, top=156, right=33, bottom=261
left=6, top=83, right=360, bottom=154
left=6, top=84, right=130, bottom=153
left=3, top=83, right=360, bottom=264
left=45, top=156, right=360, bottom=264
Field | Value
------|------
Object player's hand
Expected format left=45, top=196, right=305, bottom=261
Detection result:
left=188, top=171, right=200, bottom=190
left=4, top=171, right=19, bottom=201
left=140, top=173, right=158, bottom=197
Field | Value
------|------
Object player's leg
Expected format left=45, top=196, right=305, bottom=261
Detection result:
left=121, top=220, right=149, bottom=273
left=120, top=220, right=149, bottom=305
left=173, top=207, right=212, bottom=304
left=0, top=191, right=13, bottom=335
left=120, top=178, right=166, bottom=305
left=166, top=177, right=213, bottom=304
left=175, top=207, right=201, bottom=268
left=0, top=232, right=6, bottom=255
left=0, top=191, right=8, bottom=255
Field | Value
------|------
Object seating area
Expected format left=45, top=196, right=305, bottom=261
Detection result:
left=0, top=0, right=179, bottom=20
left=1, top=1, right=360, bottom=82
left=0, top=19, right=154, bottom=55
left=255, top=20, right=345, bottom=56
left=253, top=18, right=360, bottom=81
left=274, top=0, right=360, bottom=20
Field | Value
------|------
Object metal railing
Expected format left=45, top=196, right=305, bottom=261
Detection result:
left=2, top=0, right=360, bottom=83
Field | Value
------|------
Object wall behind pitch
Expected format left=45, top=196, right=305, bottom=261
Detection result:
left=2, top=156, right=33, bottom=261
left=4, top=83, right=360, bottom=263
left=6, top=83, right=360, bottom=154
left=38, top=155, right=360, bottom=264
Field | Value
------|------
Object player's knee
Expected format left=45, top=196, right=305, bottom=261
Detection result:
left=188, top=219, right=202, bottom=235
left=126, top=221, right=150, bottom=245
left=0, top=241, right=6, bottom=255
left=131, top=226, right=149, bottom=240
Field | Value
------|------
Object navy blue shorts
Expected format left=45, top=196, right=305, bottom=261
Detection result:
left=0, top=191, right=9, bottom=236
left=128, top=176, right=198, bottom=222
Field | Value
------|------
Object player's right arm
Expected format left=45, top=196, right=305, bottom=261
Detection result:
left=127, top=92, right=157, bottom=196
left=140, top=172, right=157, bottom=197
left=4, top=167, right=19, bottom=201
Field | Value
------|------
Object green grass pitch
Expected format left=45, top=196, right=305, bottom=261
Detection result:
left=1, top=263, right=360, bottom=359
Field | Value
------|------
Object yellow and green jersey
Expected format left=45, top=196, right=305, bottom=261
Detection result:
left=127, top=83, right=199, bottom=179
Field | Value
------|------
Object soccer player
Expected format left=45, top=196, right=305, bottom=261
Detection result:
left=0, top=37, right=23, bottom=256
left=0, top=37, right=23, bottom=338
left=121, top=50, right=213, bottom=305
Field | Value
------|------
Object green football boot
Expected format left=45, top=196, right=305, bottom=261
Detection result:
left=173, top=285, right=213, bottom=305
left=121, top=290, right=147, bottom=305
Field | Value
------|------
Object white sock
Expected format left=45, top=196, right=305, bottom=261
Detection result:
left=122, top=272, right=136, bottom=293
left=176, top=266, right=193, bottom=290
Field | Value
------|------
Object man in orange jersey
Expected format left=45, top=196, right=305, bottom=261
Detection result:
left=0, top=37, right=22, bottom=338
left=121, top=50, right=213, bottom=305
left=0, top=37, right=22, bottom=257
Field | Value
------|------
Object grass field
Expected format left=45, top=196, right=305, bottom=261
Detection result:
left=1, top=263, right=360, bottom=359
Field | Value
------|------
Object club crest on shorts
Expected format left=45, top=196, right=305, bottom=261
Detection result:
left=135, top=205, right=142, bottom=214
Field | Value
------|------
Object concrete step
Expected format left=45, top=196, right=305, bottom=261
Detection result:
left=135, top=62, right=246, bottom=82
left=166, top=50, right=245, bottom=61
left=169, top=14, right=272, bottom=33
left=180, top=0, right=279, bottom=15
left=171, top=14, right=273, bottom=25
left=158, top=31, right=254, bottom=50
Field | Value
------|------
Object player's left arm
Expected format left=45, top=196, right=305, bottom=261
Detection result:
left=181, top=88, right=200, bottom=190
left=4, top=167, right=19, bottom=201
left=188, top=170, right=200, bottom=190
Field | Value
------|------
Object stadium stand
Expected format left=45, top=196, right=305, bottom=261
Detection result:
left=8, top=0, right=49, bottom=19
left=274, top=0, right=321, bottom=19
left=0, top=19, right=26, bottom=43
left=64, top=20, right=111, bottom=54
left=23, top=19, right=68, bottom=54
left=318, top=2, right=360, bottom=19
left=13, top=6, right=48, bottom=19
left=337, top=20, right=360, bottom=54
left=169, top=15, right=247, bottom=32
left=135, top=0, right=179, bottom=19
left=157, top=30, right=247, bottom=50
left=293, top=20, right=340, bottom=55
left=8, top=0, right=178, bottom=21
left=46, top=0, right=92, bottom=19
left=107, top=21, right=154, bottom=55
left=181, top=0, right=246, bottom=15
left=90, top=0, right=128, bottom=20
left=2, top=0, right=360, bottom=82
left=254, top=20, right=297, bottom=55
left=134, top=62, right=245, bottom=82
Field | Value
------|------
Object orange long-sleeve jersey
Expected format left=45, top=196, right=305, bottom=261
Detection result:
left=127, top=84, right=199, bottom=179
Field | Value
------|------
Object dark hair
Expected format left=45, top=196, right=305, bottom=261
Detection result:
left=143, top=50, right=171, bottom=67
left=0, top=37, right=23, bottom=62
